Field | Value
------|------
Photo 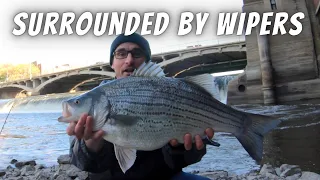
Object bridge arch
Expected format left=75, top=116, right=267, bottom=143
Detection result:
left=35, top=71, right=115, bottom=95
left=160, top=45, right=247, bottom=77
left=0, top=85, right=34, bottom=99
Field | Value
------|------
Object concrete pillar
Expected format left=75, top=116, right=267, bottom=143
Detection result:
left=33, top=79, right=41, bottom=88
left=257, top=29, right=276, bottom=105
left=40, top=77, right=48, bottom=84
left=26, top=80, right=33, bottom=88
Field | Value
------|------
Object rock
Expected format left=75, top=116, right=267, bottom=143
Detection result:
left=10, top=169, right=21, bottom=177
left=198, top=170, right=228, bottom=179
left=259, top=164, right=276, bottom=176
left=14, top=160, right=36, bottom=169
left=280, top=166, right=301, bottom=178
left=66, top=165, right=81, bottom=178
left=275, top=168, right=282, bottom=176
left=6, top=177, right=24, bottom=180
left=14, top=162, right=25, bottom=169
left=10, top=159, right=18, bottom=164
left=55, top=174, right=72, bottom=180
left=59, top=164, right=71, bottom=171
left=0, top=169, right=6, bottom=177
left=34, top=169, right=52, bottom=180
left=280, top=165, right=298, bottom=173
left=246, top=175, right=258, bottom=180
left=20, top=165, right=35, bottom=176
left=266, top=172, right=279, bottom=179
left=76, top=171, right=88, bottom=180
left=299, top=172, right=320, bottom=180
left=35, top=164, right=45, bottom=170
left=24, top=160, right=36, bottom=166
left=58, top=154, right=71, bottom=164
left=285, top=174, right=301, bottom=180
left=7, top=165, right=14, bottom=172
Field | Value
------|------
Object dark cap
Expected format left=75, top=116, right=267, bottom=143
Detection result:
left=109, top=33, right=151, bottom=66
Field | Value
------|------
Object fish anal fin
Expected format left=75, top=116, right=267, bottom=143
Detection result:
left=114, top=144, right=137, bottom=173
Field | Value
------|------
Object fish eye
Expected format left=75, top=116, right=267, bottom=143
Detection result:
left=74, top=100, right=80, bottom=104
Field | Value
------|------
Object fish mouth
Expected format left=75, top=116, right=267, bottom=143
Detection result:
left=58, top=102, right=78, bottom=123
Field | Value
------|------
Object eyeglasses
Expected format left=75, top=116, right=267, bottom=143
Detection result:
left=113, top=48, right=146, bottom=59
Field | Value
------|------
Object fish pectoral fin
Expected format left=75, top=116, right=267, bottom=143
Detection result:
left=132, top=61, right=165, bottom=77
left=183, top=74, right=223, bottom=103
left=114, top=144, right=137, bottom=173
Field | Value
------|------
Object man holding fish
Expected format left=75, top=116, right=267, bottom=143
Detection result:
left=65, top=33, right=214, bottom=180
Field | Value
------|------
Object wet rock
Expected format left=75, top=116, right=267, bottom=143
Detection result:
left=14, top=162, right=24, bottom=169
left=0, top=169, right=6, bottom=177
left=10, top=159, right=18, bottom=164
left=57, top=154, right=71, bottom=164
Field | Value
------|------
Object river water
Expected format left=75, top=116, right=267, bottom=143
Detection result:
left=0, top=77, right=319, bottom=175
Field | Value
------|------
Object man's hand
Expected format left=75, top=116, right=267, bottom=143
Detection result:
left=169, top=128, right=214, bottom=150
left=66, top=113, right=105, bottom=153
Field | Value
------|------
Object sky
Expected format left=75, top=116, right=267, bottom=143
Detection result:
left=0, top=0, right=243, bottom=72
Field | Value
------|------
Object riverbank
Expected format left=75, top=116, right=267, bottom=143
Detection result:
left=1, top=155, right=319, bottom=180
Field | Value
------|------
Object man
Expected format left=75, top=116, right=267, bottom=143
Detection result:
left=67, top=33, right=214, bottom=180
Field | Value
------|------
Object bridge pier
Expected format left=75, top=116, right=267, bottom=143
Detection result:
left=26, top=80, right=33, bottom=88
left=40, top=77, right=48, bottom=84
left=257, top=30, right=276, bottom=105
left=33, top=79, right=41, bottom=88
left=227, top=0, right=320, bottom=105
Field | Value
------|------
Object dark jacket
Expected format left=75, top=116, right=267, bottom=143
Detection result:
left=69, top=79, right=207, bottom=180
left=69, top=137, right=206, bottom=180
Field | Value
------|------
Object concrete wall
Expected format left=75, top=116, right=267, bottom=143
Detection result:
left=228, top=0, right=320, bottom=105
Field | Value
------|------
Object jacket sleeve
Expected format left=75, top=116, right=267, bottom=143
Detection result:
left=69, top=136, right=118, bottom=173
left=161, top=142, right=207, bottom=170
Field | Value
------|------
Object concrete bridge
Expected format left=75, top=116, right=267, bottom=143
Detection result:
left=0, top=41, right=246, bottom=99
left=226, top=0, right=320, bottom=105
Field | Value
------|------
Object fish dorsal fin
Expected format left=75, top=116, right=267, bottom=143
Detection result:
left=183, top=74, right=222, bottom=103
left=114, top=144, right=137, bottom=173
left=132, top=61, right=165, bottom=77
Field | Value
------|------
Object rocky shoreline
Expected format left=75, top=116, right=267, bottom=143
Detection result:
left=0, top=155, right=319, bottom=180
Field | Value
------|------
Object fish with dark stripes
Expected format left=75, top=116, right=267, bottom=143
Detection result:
left=58, top=61, right=281, bottom=173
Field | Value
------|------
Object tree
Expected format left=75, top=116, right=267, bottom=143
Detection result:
left=0, top=63, right=41, bottom=82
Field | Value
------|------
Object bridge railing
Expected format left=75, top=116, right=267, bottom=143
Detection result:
left=153, top=35, right=245, bottom=54
left=1, top=36, right=246, bottom=84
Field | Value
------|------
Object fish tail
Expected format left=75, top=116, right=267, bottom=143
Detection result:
left=235, top=113, right=281, bottom=162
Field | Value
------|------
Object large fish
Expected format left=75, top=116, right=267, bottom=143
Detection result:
left=58, top=62, right=281, bottom=173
